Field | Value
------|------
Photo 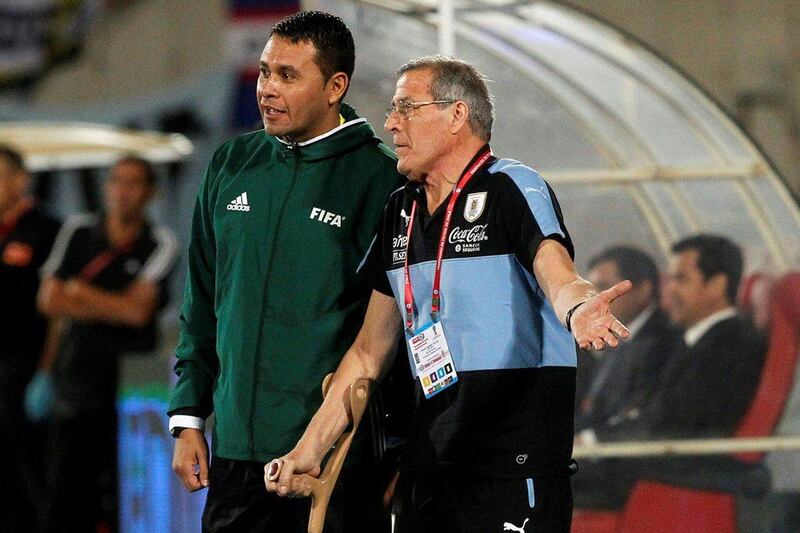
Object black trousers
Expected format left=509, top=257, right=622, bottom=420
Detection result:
left=0, top=353, right=46, bottom=533
left=43, top=411, right=118, bottom=533
left=394, top=470, right=573, bottom=533
left=202, top=456, right=391, bottom=533
left=0, top=408, right=43, bottom=533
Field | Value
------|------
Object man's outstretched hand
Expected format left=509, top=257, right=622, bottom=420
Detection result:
left=570, top=280, right=632, bottom=351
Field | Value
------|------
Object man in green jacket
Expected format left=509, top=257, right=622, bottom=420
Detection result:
left=168, top=11, right=403, bottom=532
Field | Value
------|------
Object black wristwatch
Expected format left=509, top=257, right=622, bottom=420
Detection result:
left=566, top=301, right=587, bottom=332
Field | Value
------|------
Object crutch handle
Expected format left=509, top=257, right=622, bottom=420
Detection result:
left=299, top=374, right=372, bottom=533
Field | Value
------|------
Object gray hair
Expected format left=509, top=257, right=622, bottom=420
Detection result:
left=398, top=55, right=494, bottom=141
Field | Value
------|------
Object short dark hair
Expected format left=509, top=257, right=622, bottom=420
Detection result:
left=0, top=144, right=25, bottom=172
left=115, top=155, right=157, bottom=186
left=270, top=11, right=355, bottom=93
left=588, top=246, right=660, bottom=296
left=672, top=234, right=743, bottom=304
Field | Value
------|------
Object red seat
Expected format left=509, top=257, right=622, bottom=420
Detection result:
left=738, top=273, right=773, bottom=332
left=571, top=510, right=620, bottom=533
left=617, top=482, right=736, bottom=533
left=735, top=273, right=800, bottom=461
left=573, top=272, right=800, bottom=533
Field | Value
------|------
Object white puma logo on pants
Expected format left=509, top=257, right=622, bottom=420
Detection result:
left=503, top=517, right=529, bottom=532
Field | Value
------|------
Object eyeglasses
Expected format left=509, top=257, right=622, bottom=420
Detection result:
left=384, top=100, right=456, bottom=120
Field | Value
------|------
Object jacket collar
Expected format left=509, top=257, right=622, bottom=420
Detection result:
left=276, top=117, right=368, bottom=147
left=626, top=304, right=656, bottom=339
left=268, top=103, right=381, bottom=162
left=684, top=307, right=737, bottom=347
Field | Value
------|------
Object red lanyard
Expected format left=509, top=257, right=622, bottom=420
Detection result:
left=78, top=240, right=136, bottom=282
left=403, top=149, right=492, bottom=331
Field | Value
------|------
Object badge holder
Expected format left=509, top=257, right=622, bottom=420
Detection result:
left=302, top=374, right=372, bottom=533
left=407, top=317, right=458, bottom=398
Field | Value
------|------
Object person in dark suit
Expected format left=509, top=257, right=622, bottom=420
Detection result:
left=574, top=234, right=767, bottom=510
left=574, top=246, right=678, bottom=437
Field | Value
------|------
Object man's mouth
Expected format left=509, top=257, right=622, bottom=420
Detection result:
left=263, top=105, right=286, bottom=116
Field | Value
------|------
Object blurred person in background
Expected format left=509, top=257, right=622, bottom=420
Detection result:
left=167, top=11, right=404, bottom=532
left=573, top=233, right=766, bottom=510
left=574, top=245, right=678, bottom=437
left=638, top=234, right=766, bottom=439
left=26, top=155, right=177, bottom=532
left=0, top=145, right=60, bottom=532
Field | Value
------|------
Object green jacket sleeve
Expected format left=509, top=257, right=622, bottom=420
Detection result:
left=168, top=157, right=220, bottom=417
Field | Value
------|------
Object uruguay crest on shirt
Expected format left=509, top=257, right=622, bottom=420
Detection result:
left=464, top=191, right=487, bottom=222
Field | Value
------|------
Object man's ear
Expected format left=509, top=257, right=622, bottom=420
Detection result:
left=708, top=272, right=730, bottom=303
left=450, top=101, right=470, bottom=134
left=13, top=169, right=30, bottom=195
left=636, top=279, right=655, bottom=303
left=327, top=72, right=349, bottom=106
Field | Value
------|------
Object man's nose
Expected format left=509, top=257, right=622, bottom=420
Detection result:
left=258, top=75, right=279, bottom=100
left=384, top=112, right=400, bottom=133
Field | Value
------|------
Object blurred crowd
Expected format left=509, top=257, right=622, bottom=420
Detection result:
left=571, top=238, right=766, bottom=509
left=0, top=145, right=177, bottom=532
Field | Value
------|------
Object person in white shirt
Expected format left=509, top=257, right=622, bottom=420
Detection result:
left=573, top=234, right=767, bottom=511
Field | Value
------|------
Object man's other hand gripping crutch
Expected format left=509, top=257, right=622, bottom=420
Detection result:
left=265, top=290, right=403, bottom=533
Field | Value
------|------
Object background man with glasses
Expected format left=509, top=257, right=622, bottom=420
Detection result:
left=266, top=55, right=631, bottom=533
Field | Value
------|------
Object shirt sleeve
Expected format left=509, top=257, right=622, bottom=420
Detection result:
left=167, top=157, right=221, bottom=418
left=356, top=204, right=394, bottom=297
left=139, top=226, right=179, bottom=310
left=140, top=226, right=179, bottom=283
left=40, top=214, right=95, bottom=280
left=168, top=414, right=205, bottom=433
left=497, top=167, right=574, bottom=273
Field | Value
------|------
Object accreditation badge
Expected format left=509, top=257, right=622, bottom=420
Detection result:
left=406, top=318, right=458, bottom=399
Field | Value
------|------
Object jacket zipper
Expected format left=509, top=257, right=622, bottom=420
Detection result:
left=247, top=142, right=302, bottom=459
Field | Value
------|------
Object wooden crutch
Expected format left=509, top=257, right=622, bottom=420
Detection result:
left=268, top=374, right=372, bottom=533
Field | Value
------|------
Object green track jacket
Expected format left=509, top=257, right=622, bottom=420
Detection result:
left=169, top=105, right=404, bottom=461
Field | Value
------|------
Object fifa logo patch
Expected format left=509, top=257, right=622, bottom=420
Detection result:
left=310, top=207, right=345, bottom=227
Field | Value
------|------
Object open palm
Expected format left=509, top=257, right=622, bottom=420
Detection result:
left=571, top=280, right=632, bottom=351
